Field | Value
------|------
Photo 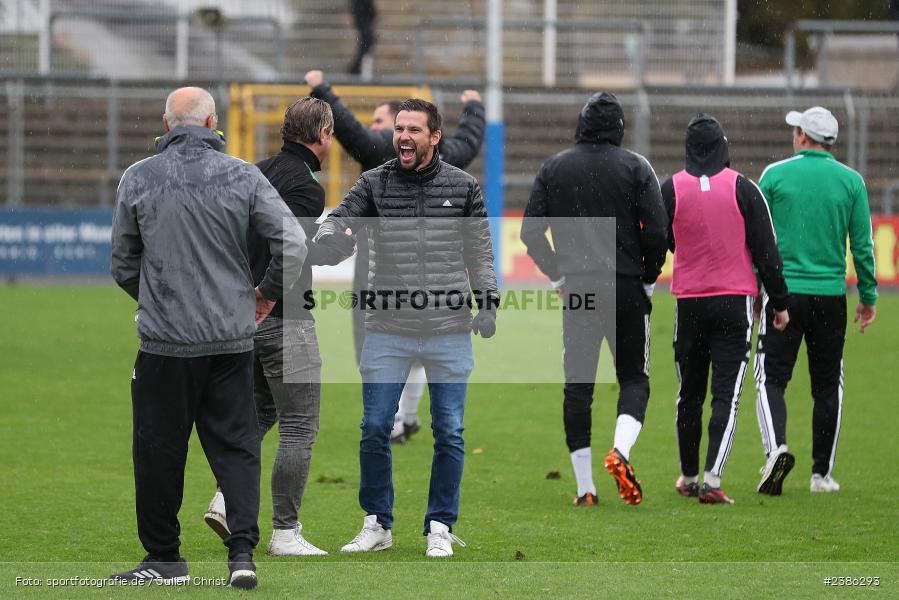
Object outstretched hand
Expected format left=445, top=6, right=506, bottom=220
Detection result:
left=310, top=228, right=355, bottom=266
left=329, top=228, right=356, bottom=255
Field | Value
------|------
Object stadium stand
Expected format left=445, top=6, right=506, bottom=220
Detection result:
left=3, top=1, right=726, bottom=85
left=2, top=79, right=897, bottom=211
left=2, top=1, right=898, bottom=211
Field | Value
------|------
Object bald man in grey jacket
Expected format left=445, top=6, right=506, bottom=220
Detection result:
left=110, top=87, right=305, bottom=590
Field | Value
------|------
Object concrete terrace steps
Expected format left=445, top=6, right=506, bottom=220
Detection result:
left=0, top=88, right=163, bottom=205
left=35, top=0, right=713, bottom=84
left=2, top=82, right=897, bottom=209
left=284, top=0, right=571, bottom=82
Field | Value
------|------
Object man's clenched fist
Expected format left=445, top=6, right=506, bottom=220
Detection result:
left=304, top=70, right=324, bottom=88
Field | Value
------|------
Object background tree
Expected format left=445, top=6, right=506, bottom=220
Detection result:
left=738, top=0, right=888, bottom=51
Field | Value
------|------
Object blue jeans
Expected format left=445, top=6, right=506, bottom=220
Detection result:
left=358, top=332, right=473, bottom=533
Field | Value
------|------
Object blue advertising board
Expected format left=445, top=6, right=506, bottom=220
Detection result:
left=0, top=208, right=113, bottom=277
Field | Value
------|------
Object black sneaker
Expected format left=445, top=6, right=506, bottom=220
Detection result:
left=757, top=446, right=795, bottom=496
left=390, top=418, right=422, bottom=445
left=228, top=553, right=257, bottom=590
left=402, top=419, right=422, bottom=441
left=110, top=555, right=189, bottom=584
left=675, top=477, right=699, bottom=497
left=390, top=420, right=408, bottom=444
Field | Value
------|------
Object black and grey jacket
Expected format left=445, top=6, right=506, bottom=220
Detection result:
left=311, top=81, right=486, bottom=171
left=520, top=92, right=668, bottom=284
left=312, top=80, right=488, bottom=304
left=314, top=153, right=497, bottom=335
left=254, top=141, right=327, bottom=321
left=111, top=125, right=306, bottom=357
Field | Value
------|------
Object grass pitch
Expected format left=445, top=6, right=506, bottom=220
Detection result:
left=0, top=285, right=896, bottom=598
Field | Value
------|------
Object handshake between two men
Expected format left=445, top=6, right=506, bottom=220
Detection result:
left=311, top=223, right=496, bottom=339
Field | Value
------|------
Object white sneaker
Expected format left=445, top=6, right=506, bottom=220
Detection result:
left=425, top=520, right=466, bottom=557
left=810, top=474, right=841, bottom=492
left=391, top=417, right=422, bottom=444
left=204, top=490, right=230, bottom=540
left=390, top=418, right=406, bottom=444
left=757, top=444, right=795, bottom=496
left=267, top=523, right=328, bottom=556
left=340, top=515, right=392, bottom=553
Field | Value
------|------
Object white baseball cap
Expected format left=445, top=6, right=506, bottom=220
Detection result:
left=785, top=106, right=838, bottom=145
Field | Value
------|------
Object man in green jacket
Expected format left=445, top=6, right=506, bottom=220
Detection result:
left=754, top=106, right=878, bottom=496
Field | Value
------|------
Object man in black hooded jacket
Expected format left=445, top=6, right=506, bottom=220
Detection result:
left=520, top=92, right=667, bottom=507
left=661, top=113, right=789, bottom=504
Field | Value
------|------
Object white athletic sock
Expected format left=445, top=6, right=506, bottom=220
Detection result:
left=570, top=448, right=596, bottom=497
left=681, top=474, right=699, bottom=485
left=704, top=472, right=721, bottom=488
left=613, top=415, right=642, bottom=461
left=398, top=365, right=427, bottom=423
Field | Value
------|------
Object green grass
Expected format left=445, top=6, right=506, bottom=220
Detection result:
left=0, top=286, right=896, bottom=598
left=312, top=287, right=617, bottom=384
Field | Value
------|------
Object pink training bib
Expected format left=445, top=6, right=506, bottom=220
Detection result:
left=671, top=168, right=758, bottom=298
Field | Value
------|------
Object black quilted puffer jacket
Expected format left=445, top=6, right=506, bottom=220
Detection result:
left=316, top=153, right=498, bottom=335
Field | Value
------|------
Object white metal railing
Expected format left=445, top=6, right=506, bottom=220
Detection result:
left=415, top=15, right=649, bottom=87
left=883, top=180, right=899, bottom=215
left=1, top=0, right=736, bottom=85
left=44, top=7, right=283, bottom=80
left=4, top=80, right=899, bottom=211
left=1, top=0, right=42, bottom=32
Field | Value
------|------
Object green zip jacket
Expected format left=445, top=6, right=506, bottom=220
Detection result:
left=759, top=149, right=878, bottom=306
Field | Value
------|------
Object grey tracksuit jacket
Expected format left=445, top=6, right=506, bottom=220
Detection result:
left=111, top=125, right=306, bottom=357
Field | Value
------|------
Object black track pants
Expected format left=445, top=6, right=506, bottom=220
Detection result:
left=674, top=295, right=753, bottom=478
left=131, top=350, right=261, bottom=560
left=562, top=275, right=651, bottom=453
left=754, top=293, right=847, bottom=477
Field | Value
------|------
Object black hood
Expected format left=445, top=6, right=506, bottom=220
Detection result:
left=684, top=113, right=730, bottom=176
left=575, top=92, right=625, bottom=146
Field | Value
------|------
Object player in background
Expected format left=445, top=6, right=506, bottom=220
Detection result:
left=521, top=92, right=667, bottom=507
left=305, top=69, right=485, bottom=444
left=754, top=107, right=878, bottom=495
left=662, top=113, right=789, bottom=505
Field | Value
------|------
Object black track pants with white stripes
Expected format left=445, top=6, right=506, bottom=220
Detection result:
left=754, top=294, right=846, bottom=477
left=562, top=274, right=651, bottom=453
left=674, top=295, right=753, bottom=478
